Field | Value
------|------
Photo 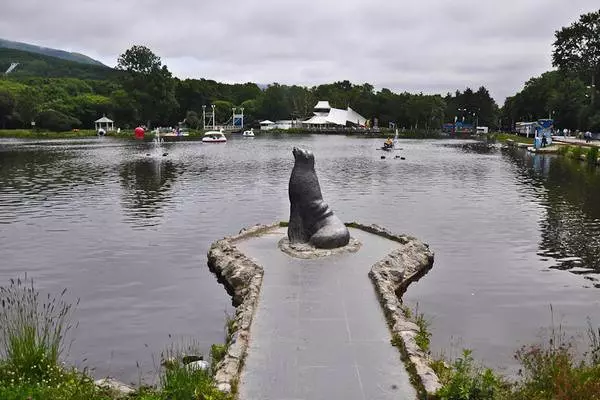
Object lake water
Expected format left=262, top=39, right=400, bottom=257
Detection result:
left=0, top=135, right=599, bottom=383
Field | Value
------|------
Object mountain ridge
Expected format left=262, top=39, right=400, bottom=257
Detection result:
left=0, top=38, right=106, bottom=67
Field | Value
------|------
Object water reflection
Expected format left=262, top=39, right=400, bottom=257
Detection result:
left=503, top=148, right=600, bottom=281
left=119, top=157, right=180, bottom=227
left=0, top=148, right=107, bottom=225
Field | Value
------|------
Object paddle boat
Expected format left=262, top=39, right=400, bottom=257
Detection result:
left=242, top=128, right=255, bottom=137
left=202, top=129, right=227, bottom=143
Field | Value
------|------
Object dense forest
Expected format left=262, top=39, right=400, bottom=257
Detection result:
left=0, top=45, right=499, bottom=132
left=0, top=9, right=598, bottom=133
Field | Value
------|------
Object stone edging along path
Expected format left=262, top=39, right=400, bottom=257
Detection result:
left=207, top=221, right=441, bottom=397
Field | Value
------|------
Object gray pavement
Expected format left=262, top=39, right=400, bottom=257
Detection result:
left=552, top=136, right=600, bottom=147
left=235, top=228, right=417, bottom=400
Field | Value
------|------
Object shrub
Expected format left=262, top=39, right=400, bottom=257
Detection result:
left=586, top=146, right=598, bottom=164
left=571, top=145, right=584, bottom=160
left=510, top=332, right=600, bottom=400
left=413, top=307, right=432, bottom=353
left=435, top=349, right=508, bottom=400
left=557, top=145, right=570, bottom=156
left=35, top=109, right=81, bottom=132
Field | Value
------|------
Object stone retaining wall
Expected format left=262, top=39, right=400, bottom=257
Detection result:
left=207, top=221, right=441, bottom=397
left=349, top=222, right=442, bottom=398
left=206, top=223, right=279, bottom=393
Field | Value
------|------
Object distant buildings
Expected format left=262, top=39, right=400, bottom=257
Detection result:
left=259, top=120, right=295, bottom=130
left=259, top=101, right=368, bottom=130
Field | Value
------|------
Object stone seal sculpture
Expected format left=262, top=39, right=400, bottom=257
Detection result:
left=287, top=147, right=350, bottom=249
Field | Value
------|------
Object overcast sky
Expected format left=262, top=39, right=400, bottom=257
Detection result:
left=1, top=1, right=598, bottom=103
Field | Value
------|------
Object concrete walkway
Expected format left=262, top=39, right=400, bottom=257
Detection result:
left=236, top=228, right=417, bottom=400
left=552, top=136, right=600, bottom=147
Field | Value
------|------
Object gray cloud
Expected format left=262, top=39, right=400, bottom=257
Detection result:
left=1, top=0, right=598, bottom=103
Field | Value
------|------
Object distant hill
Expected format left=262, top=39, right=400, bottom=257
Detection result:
left=0, top=48, right=119, bottom=80
left=0, top=38, right=106, bottom=66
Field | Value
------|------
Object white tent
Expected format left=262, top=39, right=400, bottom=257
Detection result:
left=95, top=116, right=114, bottom=132
left=302, top=101, right=366, bottom=127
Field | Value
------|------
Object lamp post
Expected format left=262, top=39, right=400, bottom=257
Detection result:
left=211, top=104, right=216, bottom=129
left=458, top=108, right=466, bottom=122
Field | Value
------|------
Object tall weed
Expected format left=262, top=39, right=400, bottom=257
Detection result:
left=0, top=275, right=77, bottom=381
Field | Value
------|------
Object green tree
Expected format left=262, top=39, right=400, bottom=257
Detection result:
left=0, top=89, right=16, bottom=129
left=15, top=87, right=39, bottom=126
left=212, top=100, right=234, bottom=124
left=184, top=110, right=200, bottom=129
left=116, top=45, right=178, bottom=126
left=35, top=109, right=81, bottom=131
left=552, top=9, right=600, bottom=105
left=117, top=45, right=162, bottom=74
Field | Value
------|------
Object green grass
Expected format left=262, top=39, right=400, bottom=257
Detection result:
left=0, top=129, right=99, bottom=138
left=431, top=307, right=600, bottom=400
left=489, top=133, right=534, bottom=144
left=0, top=276, right=232, bottom=400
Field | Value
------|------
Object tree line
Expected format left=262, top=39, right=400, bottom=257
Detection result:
left=0, top=9, right=597, bottom=133
left=502, top=9, right=600, bottom=132
left=0, top=45, right=499, bottom=132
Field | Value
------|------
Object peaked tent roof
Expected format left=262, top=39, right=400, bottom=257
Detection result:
left=95, top=116, right=113, bottom=123
left=314, top=101, right=332, bottom=110
left=346, top=107, right=367, bottom=126
left=259, top=120, right=275, bottom=124
left=302, top=105, right=366, bottom=126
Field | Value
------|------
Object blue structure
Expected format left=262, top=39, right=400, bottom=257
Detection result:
left=533, top=119, right=554, bottom=149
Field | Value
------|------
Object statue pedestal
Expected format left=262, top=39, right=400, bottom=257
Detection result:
left=277, top=236, right=361, bottom=259
left=207, top=222, right=440, bottom=398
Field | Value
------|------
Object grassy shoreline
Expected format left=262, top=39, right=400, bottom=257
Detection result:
left=0, top=277, right=231, bottom=400
left=401, top=303, right=600, bottom=400
left=1, top=275, right=599, bottom=399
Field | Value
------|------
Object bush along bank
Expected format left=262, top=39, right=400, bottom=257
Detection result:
left=402, top=304, right=600, bottom=400
left=0, top=276, right=232, bottom=400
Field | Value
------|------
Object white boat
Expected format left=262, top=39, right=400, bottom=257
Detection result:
left=242, top=128, right=255, bottom=137
left=202, top=129, right=227, bottom=143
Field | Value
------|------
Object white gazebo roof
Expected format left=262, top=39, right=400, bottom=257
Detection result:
left=259, top=120, right=275, bottom=125
left=95, top=116, right=113, bottom=123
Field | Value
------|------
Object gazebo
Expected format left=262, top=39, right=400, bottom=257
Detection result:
left=94, top=116, right=114, bottom=132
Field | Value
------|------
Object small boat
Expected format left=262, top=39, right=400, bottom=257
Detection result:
left=202, top=129, right=227, bottom=143
left=242, top=128, right=255, bottom=137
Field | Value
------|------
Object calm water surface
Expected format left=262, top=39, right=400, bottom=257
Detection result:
left=0, top=135, right=599, bottom=382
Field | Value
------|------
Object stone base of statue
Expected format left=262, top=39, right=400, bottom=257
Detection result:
left=205, top=147, right=440, bottom=398
left=207, top=222, right=439, bottom=398
left=277, top=236, right=361, bottom=259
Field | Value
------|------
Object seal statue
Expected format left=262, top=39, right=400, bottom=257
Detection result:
left=288, top=147, right=350, bottom=249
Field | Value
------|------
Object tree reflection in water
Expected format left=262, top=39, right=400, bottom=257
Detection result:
left=503, top=148, right=600, bottom=284
left=119, top=157, right=179, bottom=228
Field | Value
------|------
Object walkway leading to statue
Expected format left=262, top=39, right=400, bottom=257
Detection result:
left=235, top=227, right=417, bottom=400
